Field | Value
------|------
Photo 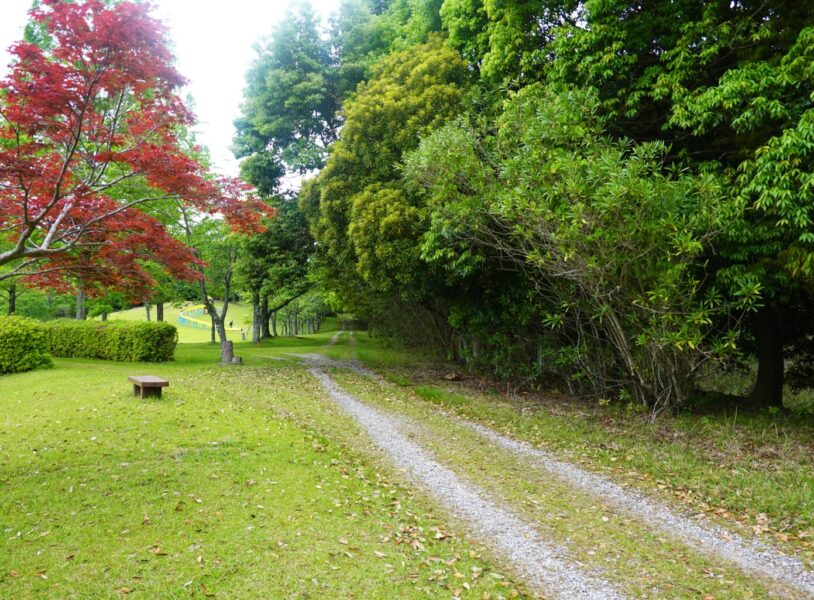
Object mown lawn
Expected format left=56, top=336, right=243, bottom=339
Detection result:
left=103, top=302, right=253, bottom=344
left=0, top=328, right=528, bottom=599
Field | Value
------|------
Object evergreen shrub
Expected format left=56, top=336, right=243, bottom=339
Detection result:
left=0, top=316, right=53, bottom=375
left=43, top=320, right=178, bottom=362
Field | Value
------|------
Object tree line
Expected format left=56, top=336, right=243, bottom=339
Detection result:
left=235, top=0, right=814, bottom=413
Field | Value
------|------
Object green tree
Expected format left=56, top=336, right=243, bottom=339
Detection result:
left=405, top=85, right=730, bottom=412
left=233, top=3, right=339, bottom=193
left=549, top=0, right=814, bottom=406
left=236, top=196, right=313, bottom=341
left=307, top=37, right=469, bottom=318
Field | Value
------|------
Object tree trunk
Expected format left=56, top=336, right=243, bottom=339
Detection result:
left=221, top=339, right=234, bottom=364
left=7, top=283, right=16, bottom=315
left=210, top=315, right=216, bottom=343
left=252, top=291, right=262, bottom=343
left=750, top=305, right=784, bottom=408
left=145, top=303, right=151, bottom=322
left=101, top=312, right=108, bottom=322
left=261, top=295, right=271, bottom=339
left=216, top=319, right=229, bottom=355
left=156, top=302, right=164, bottom=322
left=271, top=310, right=278, bottom=337
left=75, top=288, right=86, bottom=320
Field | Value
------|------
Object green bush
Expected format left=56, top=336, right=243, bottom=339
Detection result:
left=0, top=316, right=53, bottom=375
left=42, top=320, right=178, bottom=362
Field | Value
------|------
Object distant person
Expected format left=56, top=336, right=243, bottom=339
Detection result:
left=229, top=320, right=233, bottom=328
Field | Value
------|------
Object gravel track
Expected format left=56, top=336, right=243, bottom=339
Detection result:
left=460, top=420, right=814, bottom=596
left=298, top=346, right=814, bottom=596
left=308, top=365, right=626, bottom=600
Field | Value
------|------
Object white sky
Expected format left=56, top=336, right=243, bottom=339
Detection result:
left=0, top=0, right=341, bottom=177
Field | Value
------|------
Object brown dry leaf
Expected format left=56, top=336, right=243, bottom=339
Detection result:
left=141, top=516, right=151, bottom=526
left=9, top=570, right=19, bottom=578
left=64, top=554, right=75, bottom=561
left=118, top=588, right=131, bottom=595
left=37, top=571, right=47, bottom=580
left=374, top=551, right=387, bottom=558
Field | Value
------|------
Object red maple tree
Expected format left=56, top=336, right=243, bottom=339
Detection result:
left=0, top=0, right=271, bottom=293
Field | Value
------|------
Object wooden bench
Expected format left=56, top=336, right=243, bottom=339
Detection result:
left=128, top=375, right=169, bottom=399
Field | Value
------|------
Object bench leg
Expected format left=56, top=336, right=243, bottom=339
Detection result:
left=133, top=384, right=141, bottom=397
left=143, top=387, right=162, bottom=399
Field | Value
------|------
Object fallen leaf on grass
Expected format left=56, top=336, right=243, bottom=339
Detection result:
left=374, top=551, right=387, bottom=558
left=9, top=570, right=19, bottom=578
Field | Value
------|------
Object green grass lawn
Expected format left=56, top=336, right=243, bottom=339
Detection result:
left=0, top=325, right=528, bottom=599
left=3, top=323, right=813, bottom=597
left=103, top=302, right=253, bottom=344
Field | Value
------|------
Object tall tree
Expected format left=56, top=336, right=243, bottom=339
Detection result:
left=236, top=196, right=312, bottom=342
left=549, top=0, right=814, bottom=406
left=233, top=3, right=339, bottom=192
left=0, top=0, right=270, bottom=288
left=304, top=36, right=469, bottom=335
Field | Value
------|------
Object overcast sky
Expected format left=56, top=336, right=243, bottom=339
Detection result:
left=0, top=0, right=341, bottom=177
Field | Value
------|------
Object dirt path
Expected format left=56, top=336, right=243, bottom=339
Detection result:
left=295, top=344, right=814, bottom=597
left=307, top=363, right=626, bottom=600
left=459, top=419, right=814, bottom=596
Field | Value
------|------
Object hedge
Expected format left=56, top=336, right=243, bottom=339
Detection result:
left=0, top=316, right=54, bottom=375
left=42, top=320, right=178, bottom=362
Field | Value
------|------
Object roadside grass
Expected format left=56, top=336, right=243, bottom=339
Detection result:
left=339, top=334, right=814, bottom=560
left=0, top=336, right=529, bottom=599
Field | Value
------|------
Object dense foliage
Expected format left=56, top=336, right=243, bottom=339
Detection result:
left=43, top=321, right=178, bottom=362
left=232, top=0, right=813, bottom=412
left=0, top=316, right=53, bottom=375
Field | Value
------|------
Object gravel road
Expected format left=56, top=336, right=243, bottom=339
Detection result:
left=308, top=365, right=626, bottom=600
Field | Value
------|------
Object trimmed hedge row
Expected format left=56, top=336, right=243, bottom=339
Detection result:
left=0, top=316, right=54, bottom=375
left=42, top=320, right=178, bottom=362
